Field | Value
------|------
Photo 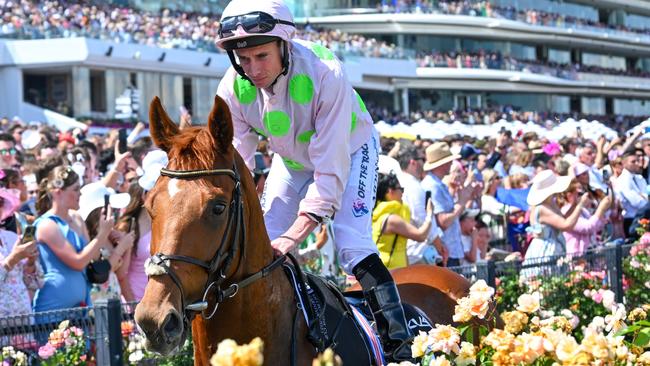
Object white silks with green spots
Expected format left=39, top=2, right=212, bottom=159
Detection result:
left=217, top=39, right=375, bottom=220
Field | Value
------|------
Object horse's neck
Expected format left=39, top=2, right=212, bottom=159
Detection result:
left=192, top=270, right=297, bottom=365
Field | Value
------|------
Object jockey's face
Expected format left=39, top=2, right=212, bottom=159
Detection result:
left=235, top=41, right=283, bottom=89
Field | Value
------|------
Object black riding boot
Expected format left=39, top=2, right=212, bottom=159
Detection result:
left=352, top=254, right=414, bottom=362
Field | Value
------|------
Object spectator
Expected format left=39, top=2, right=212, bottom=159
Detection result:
left=459, top=210, right=481, bottom=265
left=372, top=173, right=435, bottom=269
left=613, top=148, right=648, bottom=236
left=394, top=144, right=446, bottom=265
left=524, top=170, right=588, bottom=265
left=116, top=150, right=165, bottom=301
left=78, top=182, right=133, bottom=303
left=0, top=188, right=42, bottom=317
left=560, top=181, right=612, bottom=255
left=0, top=133, right=18, bottom=169
left=421, top=142, right=473, bottom=267
left=32, top=166, right=113, bottom=311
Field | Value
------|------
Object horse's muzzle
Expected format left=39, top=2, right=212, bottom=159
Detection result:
left=134, top=304, right=185, bottom=355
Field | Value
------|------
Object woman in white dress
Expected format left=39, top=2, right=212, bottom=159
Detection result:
left=523, top=170, right=589, bottom=276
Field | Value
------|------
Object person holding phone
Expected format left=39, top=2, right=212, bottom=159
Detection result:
left=0, top=192, right=43, bottom=317
left=33, top=166, right=114, bottom=312
left=372, top=173, right=435, bottom=269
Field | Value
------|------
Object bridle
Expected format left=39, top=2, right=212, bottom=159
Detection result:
left=145, top=162, right=285, bottom=325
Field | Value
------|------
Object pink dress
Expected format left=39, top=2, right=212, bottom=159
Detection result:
left=127, top=231, right=151, bottom=301
left=561, top=205, right=605, bottom=255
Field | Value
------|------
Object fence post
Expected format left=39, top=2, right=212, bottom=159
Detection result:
left=107, top=298, right=124, bottom=366
left=94, top=300, right=111, bottom=366
left=615, top=244, right=624, bottom=304
left=487, top=260, right=496, bottom=289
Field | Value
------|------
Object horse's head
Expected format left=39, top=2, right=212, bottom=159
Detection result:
left=134, top=96, right=267, bottom=355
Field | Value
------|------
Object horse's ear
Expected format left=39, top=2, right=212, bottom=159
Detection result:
left=207, top=95, right=234, bottom=153
left=149, top=97, right=180, bottom=152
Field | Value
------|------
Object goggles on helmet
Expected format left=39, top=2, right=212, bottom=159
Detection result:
left=219, top=11, right=295, bottom=38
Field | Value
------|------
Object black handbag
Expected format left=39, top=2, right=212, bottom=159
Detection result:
left=86, top=256, right=111, bottom=284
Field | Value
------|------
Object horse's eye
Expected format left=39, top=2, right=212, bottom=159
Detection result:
left=212, top=203, right=226, bottom=216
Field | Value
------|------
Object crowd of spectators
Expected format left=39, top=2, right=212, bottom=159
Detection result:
left=416, top=50, right=650, bottom=80
left=366, top=102, right=647, bottom=133
left=375, top=123, right=650, bottom=270
left=378, top=0, right=650, bottom=38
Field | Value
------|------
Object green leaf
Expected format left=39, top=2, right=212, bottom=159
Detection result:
left=633, top=328, right=650, bottom=347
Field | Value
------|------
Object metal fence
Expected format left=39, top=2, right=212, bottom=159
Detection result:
left=448, top=243, right=632, bottom=304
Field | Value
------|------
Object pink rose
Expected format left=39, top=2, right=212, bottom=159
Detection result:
left=641, top=233, right=650, bottom=245
left=592, top=291, right=603, bottom=304
left=38, top=343, right=56, bottom=359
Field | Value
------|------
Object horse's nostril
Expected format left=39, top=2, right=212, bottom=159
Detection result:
left=162, top=311, right=182, bottom=340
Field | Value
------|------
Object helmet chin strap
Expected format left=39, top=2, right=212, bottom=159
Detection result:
left=226, top=40, right=290, bottom=90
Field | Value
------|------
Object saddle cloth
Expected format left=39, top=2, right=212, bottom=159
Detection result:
left=283, top=264, right=433, bottom=365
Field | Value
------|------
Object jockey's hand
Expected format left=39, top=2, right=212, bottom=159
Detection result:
left=271, top=236, right=299, bottom=257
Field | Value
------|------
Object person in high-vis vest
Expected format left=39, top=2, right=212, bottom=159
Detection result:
left=215, top=0, right=414, bottom=361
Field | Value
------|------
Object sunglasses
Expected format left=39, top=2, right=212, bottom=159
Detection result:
left=392, top=186, right=404, bottom=193
left=219, top=11, right=295, bottom=38
left=0, top=148, right=16, bottom=156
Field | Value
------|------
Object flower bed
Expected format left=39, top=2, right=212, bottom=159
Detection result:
left=391, top=280, right=650, bottom=366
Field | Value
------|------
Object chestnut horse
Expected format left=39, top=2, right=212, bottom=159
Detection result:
left=134, top=96, right=478, bottom=365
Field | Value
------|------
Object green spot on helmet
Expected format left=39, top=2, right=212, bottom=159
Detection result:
left=234, top=75, right=256, bottom=104
left=297, top=130, right=315, bottom=144
left=263, top=111, right=291, bottom=137
left=311, top=43, right=334, bottom=61
left=289, top=74, right=314, bottom=105
left=282, top=158, right=304, bottom=171
left=253, top=127, right=268, bottom=137
left=351, top=112, right=357, bottom=132
left=355, top=90, right=368, bottom=113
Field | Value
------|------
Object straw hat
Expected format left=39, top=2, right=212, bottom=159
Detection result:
left=423, top=142, right=460, bottom=171
left=78, top=182, right=131, bottom=221
left=526, top=170, right=572, bottom=206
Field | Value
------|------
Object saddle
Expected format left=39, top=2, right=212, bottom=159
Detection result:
left=282, top=255, right=433, bottom=365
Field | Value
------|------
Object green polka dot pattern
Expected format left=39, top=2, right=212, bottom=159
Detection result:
left=289, top=74, right=315, bottom=105
left=263, top=111, right=291, bottom=137
left=297, top=130, right=316, bottom=144
left=311, top=43, right=335, bottom=61
left=233, top=75, right=256, bottom=104
left=355, top=90, right=368, bottom=113
left=283, top=158, right=304, bottom=171
left=253, top=128, right=268, bottom=137
left=351, top=112, right=357, bottom=132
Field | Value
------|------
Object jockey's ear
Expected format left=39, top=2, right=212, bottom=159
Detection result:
left=207, top=95, right=234, bottom=154
left=149, top=96, right=180, bottom=152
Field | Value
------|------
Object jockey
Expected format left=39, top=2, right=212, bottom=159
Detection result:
left=215, top=0, right=414, bottom=361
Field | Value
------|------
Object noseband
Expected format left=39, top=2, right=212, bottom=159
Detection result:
left=144, top=164, right=285, bottom=323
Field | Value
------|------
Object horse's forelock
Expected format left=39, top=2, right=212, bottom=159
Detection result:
left=167, top=127, right=225, bottom=171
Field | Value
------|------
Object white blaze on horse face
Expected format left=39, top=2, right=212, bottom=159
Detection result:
left=168, top=178, right=181, bottom=198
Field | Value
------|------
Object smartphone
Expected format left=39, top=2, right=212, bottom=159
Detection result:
left=22, top=225, right=36, bottom=244
left=425, top=190, right=432, bottom=206
left=118, top=128, right=128, bottom=154
left=128, top=217, right=136, bottom=232
left=104, top=194, right=110, bottom=219
left=645, top=126, right=650, bottom=134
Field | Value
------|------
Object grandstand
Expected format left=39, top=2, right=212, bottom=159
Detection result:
left=1, top=0, right=649, bottom=132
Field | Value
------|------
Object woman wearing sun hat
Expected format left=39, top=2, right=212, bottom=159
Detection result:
left=523, top=170, right=589, bottom=269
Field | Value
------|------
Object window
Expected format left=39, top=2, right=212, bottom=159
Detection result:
left=90, top=70, right=107, bottom=112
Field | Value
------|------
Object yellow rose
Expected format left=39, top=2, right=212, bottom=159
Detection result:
left=210, top=337, right=264, bottom=366
left=566, top=351, right=592, bottom=366
left=516, top=293, right=540, bottom=314
left=410, top=331, right=430, bottom=358
left=556, top=336, right=579, bottom=362
left=427, top=324, right=461, bottom=355
left=453, top=297, right=473, bottom=323
left=469, top=280, right=495, bottom=302
left=454, top=342, right=476, bottom=366
left=637, top=351, right=650, bottom=366
left=429, top=355, right=452, bottom=366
